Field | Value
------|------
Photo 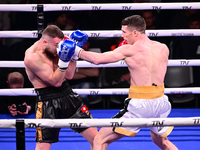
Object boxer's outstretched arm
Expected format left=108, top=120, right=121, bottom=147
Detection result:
left=80, top=45, right=129, bottom=65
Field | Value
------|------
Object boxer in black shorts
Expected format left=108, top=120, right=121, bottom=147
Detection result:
left=35, top=80, right=92, bottom=143
left=24, top=25, right=98, bottom=150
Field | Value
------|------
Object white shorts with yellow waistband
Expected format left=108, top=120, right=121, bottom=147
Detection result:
left=114, top=84, right=174, bottom=138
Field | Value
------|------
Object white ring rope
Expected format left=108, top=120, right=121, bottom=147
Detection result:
left=0, top=30, right=200, bottom=38
left=0, top=3, right=200, bottom=12
left=0, top=60, right=199, bottom=68
left=0, top=117, right=200, bottom=129
left=0, top=87, right=199, bottom=96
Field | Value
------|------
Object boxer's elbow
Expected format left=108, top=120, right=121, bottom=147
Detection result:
left=92, top=57, right=103, bottom=65
left=54, top=81, right=63, bottom=87
left=65, top=74, right=73, bottom=80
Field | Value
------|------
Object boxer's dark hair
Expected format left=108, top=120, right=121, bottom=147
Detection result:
left=121, top=15, right=146, bottom=34
left=42, top=25, right=64, bottom=39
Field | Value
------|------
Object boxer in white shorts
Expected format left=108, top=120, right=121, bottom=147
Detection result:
left=76, top=14, right=178, bottom=149
left=113, top=83, right=174, bottom=138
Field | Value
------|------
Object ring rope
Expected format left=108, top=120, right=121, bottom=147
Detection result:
left=0, top=87, right=199, bottom=96
left=0, top=3, right=199, bottom=150
left=0, top=30, right=200, bottom=38
left=0, top=117, right=200, bottom=129
left=0, top=3, right=200, bottom=11
left=0, top=60, right=198, bottom=68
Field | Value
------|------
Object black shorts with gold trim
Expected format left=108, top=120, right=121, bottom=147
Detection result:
left=35, top=80, right=92, bottom=143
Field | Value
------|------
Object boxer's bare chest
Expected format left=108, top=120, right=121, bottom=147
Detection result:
left=43, top=56, right=58, bottom=72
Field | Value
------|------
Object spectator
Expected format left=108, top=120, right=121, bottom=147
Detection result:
left=170, top=1, right=200, bottom=29
left=188, top=13, right=200, bottom=29
left=0, top=0, right=11, bottom=45
left=171, top=13, right=200, bottom=88
left=0, top=72, right=35, bottom=116
left=141, top=10, right=171, bottom=50
left=172, top=14, right=200, bottom=59
left=142, top=10, right=157, bottom=30
left=68, top=40, right=100, bottom=107
left=47, top=12, right=76, bottom=30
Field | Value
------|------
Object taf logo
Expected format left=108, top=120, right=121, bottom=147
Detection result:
left=120, top=60, right=126, bottom=65
left=182, top=6, right=192, bottom=9
left=92, top=6, right=101, bottom=10
left=152, top=6, right=162, bottom=10
left=62, top=6, right=71, bottom=10
left=32, top=6, right=37, bottom=10
left=27, top=123, right=41, bottom=128
left=152, top=120, right=164, bottom=126
left=122, top=6, right=131, bottom=10
left=69, top=123, right=82, bottom=128
left=110, top=122, right=123, bottom=127
left=90, top=91, right=99, bottom=95
left=32, top=32, right=38, bottom=37
left=194, top=119, right=200, bottom=124
left=90, top=33, right=100, bottom=37
left=148, top=33, right=158, bottom=37
left=180, top=61, right=189, bottom=65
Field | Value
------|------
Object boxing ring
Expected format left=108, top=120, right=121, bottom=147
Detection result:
left=0, top=2, right=200, bottom=150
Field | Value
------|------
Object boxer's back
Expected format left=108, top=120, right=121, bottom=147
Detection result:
left=126, top=39, right=169, bottom=86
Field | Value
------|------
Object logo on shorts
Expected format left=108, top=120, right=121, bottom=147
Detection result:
left=81, top=105, right=90, bottom=116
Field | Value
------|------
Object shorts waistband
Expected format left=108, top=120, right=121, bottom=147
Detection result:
left=35, top=80, right=73, bottom=101
left=128, top=83, right=164, bottom=99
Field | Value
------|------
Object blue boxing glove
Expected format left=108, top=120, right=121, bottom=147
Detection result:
left=70, top=30, right=88, bottom=48
left=70, top=30, right=88, bottom=61
left=57, top=39, right=75, bottom=71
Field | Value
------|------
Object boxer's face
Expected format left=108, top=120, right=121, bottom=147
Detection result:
left=121, top=25, right=134, bottom=44
left=44, top=37, right=62, bottom=60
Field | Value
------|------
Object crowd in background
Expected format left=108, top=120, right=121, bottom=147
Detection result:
left=0, top=0, right=200, bottom=113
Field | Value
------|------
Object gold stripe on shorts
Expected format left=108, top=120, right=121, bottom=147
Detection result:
left=151, top=126, right=174, bottom=138
left=36, top=101, right=43, bottom=141
left=114, top=127, right=137, bottom=137
left=128, top=83, right=164, bottom=99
